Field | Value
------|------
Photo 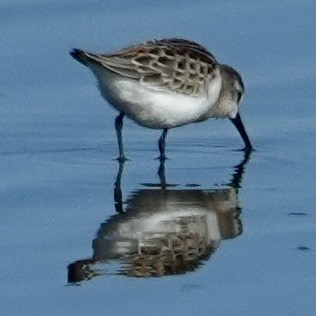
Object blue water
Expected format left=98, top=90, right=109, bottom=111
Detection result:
left=1, top=1, right=316, bottom=315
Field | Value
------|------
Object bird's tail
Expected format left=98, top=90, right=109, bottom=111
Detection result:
left=70, top=49, right=90, bottom=66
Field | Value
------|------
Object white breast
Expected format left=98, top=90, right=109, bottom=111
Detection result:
left=93, top=65, right=222, bottom=129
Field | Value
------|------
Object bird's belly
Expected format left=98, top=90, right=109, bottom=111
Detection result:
left=100, top=77, right=212, bottom=129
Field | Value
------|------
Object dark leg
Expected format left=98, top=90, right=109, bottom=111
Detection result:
left=158, top=129, right=168, bottom=160
left=158, top=159, right=166, bottom=189
left=115, top=112, right=125, bottom=161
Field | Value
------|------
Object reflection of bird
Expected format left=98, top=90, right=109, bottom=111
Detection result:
left=68, top=187, right=241, bottom=281
left=70, top=38, right=253, bottom=161
left=67, top=151, right=251, bottom=283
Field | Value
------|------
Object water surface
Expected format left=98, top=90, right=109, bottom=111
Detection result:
left=1, top=1, right=316, bottom=315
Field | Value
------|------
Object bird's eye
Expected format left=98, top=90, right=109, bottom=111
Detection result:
left=237, top=91, right=243, bottom=103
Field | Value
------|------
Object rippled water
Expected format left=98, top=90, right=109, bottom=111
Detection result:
left=1, top=1, right=316, bottom=315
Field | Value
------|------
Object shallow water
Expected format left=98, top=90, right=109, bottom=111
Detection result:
left=1, top=1, right=316, bottom=315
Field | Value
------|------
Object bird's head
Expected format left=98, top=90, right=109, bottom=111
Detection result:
left=219, top=64, right=245, bottom=113
left=219, top=64, right=253, bottom=151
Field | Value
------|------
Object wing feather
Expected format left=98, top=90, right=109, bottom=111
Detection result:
left=79, top=39, right=220, bottom=96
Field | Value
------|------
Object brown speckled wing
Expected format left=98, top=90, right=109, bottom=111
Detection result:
left=86, top=38, right=219, bottom=96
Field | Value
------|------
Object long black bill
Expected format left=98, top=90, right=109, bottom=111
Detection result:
left=230, top=113, right=253, bottom=151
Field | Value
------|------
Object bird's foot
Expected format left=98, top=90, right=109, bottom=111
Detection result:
left=156, top=154, right=169, bottom=161
left=115, top=156, right=130, bottom=162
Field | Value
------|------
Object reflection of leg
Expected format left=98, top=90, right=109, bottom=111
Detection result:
left=158, top=129, right=168, bottom=160
left=114, top=161, right=125, bottom=213
left=158, top=159, right=166, bottom=189
left=115, top=112, right=125, bottom=161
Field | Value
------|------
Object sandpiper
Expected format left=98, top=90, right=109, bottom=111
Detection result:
left=70, top=38, right=253, bottom=161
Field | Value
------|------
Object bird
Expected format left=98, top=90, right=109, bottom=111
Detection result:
left=70, top=38, right=253, bottom=161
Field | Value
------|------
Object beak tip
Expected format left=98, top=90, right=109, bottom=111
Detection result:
left=230, top=114, right=253, bottom=151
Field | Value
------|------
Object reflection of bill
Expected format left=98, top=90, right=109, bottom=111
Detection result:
left=68, top=151, right=251, bottom=282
